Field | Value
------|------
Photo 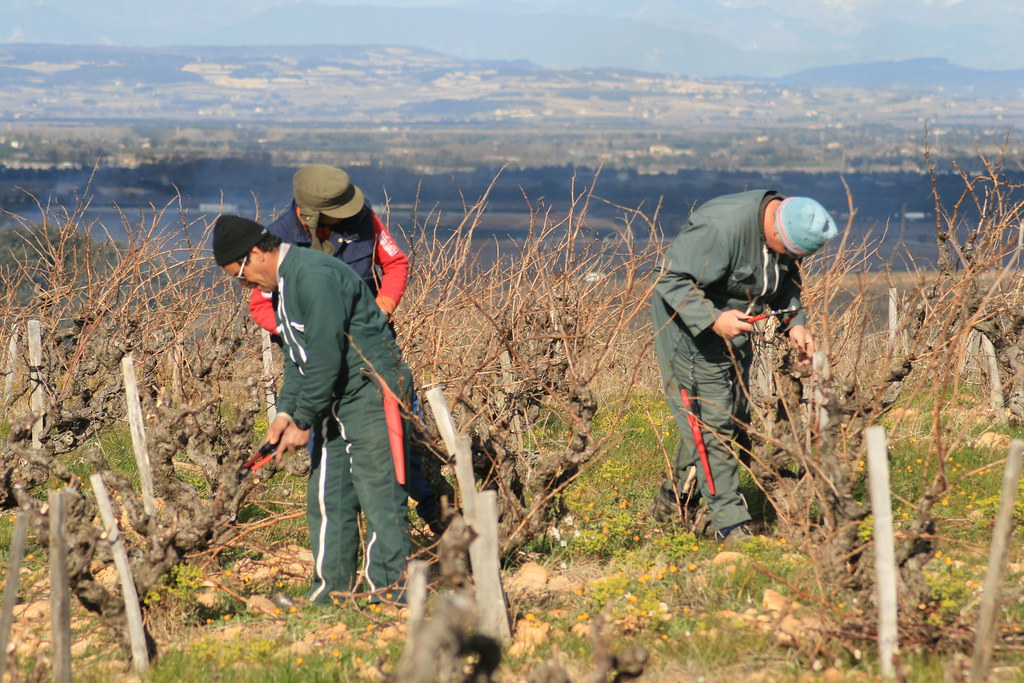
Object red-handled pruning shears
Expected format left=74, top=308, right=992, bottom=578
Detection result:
left=742, top=305, right=803, bottom=323
left=237, top=442, right=277, bottom=482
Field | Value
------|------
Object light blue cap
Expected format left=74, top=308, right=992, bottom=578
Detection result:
left=775, top=197, right=838, bottom=257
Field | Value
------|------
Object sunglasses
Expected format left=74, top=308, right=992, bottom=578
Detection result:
left=233, top=254, right=249, bottom=281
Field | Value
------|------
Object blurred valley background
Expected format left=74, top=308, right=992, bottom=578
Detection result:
left=2, top=0, right=1024, bottom=270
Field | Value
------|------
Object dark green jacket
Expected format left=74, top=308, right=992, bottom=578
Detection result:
left=274, top=245, right=404, bottom=426
left=652, top=190, right=805, bottom=354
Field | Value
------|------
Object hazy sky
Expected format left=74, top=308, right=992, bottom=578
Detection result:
left=11, top=0, right=1020, bottom=19
left=5, top=0, right=1024, bottom=72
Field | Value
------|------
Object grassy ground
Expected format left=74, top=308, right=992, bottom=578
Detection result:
left=3, top=387, right=1024, bottom=682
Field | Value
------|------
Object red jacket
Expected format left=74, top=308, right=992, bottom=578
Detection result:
left=250, top=205, right=409, bottom=334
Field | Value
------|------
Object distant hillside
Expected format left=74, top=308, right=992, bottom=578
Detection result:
left=779, top=58, right=1024, bottom=99
left=1, top=4, right=764, bottom=78
left=0, top=45, right=1022, bottom=130
left=4, top=1, right=1024, bottom=79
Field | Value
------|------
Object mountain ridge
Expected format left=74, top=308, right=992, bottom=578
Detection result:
left=0, top=44, right=1020, bottom=129
left=3, top=2, right=1023, bottom=78
left=779, top=57, right=1024, bottom=99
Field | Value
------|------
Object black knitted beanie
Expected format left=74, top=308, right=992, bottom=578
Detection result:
left=212, top=215, right=267, bottom=266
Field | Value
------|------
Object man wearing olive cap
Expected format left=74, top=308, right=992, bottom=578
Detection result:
left=649, top=190, right=838, bottom=546
left=249, top=164, right=451, bottom=536
left=250, top=164, right=409, bottom=327
left=214, top=215, right=412, bottom=604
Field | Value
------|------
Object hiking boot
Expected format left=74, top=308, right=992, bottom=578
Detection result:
left=649, top=492, right=683, bottom=524
left=693, top=512, right=715, bottom=539
left=411, top=498, right=441, bottom=536
left=416, top=502, right=448, bottom=536
left=717, top=523, right=755, bottom=549
left=651, top=485, right=706, bottom=530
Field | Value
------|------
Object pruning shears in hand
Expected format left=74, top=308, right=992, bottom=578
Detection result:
left=742, top=305, right=803, bottom=324
left=237, top=442, right=277, bottom=482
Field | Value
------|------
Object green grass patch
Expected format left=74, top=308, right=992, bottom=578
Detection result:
left=9, top=384, right=1024, bottom=681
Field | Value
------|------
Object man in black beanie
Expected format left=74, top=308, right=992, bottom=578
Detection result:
left=247, top=166, right=451, bottom=536
left=212, top=215, right=269, bottom=266
left=213, top=215, right=411, bottom=605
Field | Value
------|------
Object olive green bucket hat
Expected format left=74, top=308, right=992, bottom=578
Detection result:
left=293, top=164, right=365, bottom=230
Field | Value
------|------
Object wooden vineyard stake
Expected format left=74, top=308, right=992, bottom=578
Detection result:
left=27, top=320, right=43, bottom=448
left=91, top=474, right=150, bottom=673
left=48, top=490, right=71, bottom=683
left=865, top=426, right=898, bottom=679
left=970, top=440, right=1024, bottom=682
left=121, top=354, right=157, bottom=516
left=0, top=513, right=28, bottom=681
left=471, top=491, right=511, bottom=642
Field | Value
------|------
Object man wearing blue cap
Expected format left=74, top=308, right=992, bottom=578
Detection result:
left=649, top=190, right=838, bottom=546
